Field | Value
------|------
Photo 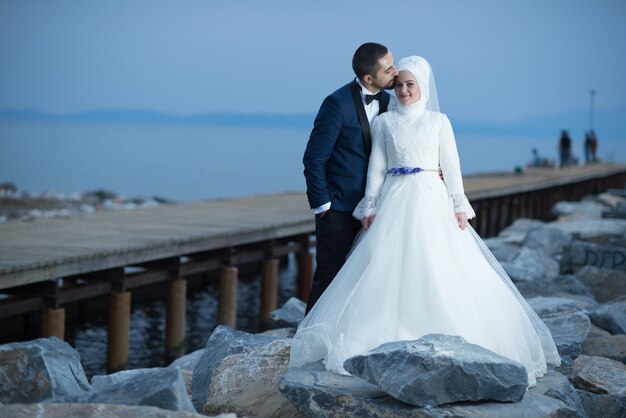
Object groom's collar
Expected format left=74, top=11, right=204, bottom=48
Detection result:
left=355, top=77, right=381, bottom=97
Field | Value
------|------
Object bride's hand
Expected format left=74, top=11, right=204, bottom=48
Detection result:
left=362, top=215, right=375, bottom=230
left=455, top=212, right=468, bottom=230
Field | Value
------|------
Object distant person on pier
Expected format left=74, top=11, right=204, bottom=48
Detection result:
left=528, top=148, right=554, bottom=168
left=558, top=130, right=572, bottom=168
left=584, top=132, right=593, bottom=163
left=530, top=148, right=542, bottom=167
left=302, top=42, right=397, bottom=314
left=589, top=129, right=598, bottom=162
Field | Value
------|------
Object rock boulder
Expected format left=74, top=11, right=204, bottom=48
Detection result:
left=343, top=334, right=528, bottom=407
left=0, top=337, right=90, bottom=404
left=191, top=325, right=279, bottom=411
left=201, top=338, right=302, bottom=418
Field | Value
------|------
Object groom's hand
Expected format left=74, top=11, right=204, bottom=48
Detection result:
left=362, top=215, right=375, bottom=230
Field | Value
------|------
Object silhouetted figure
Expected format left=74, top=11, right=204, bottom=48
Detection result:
left=558, top=130, right=572, bottom=168
left=584, top=132, right=592, bottom=163
left=589, top=129, right=598, bottom=162
left=531, top=148, right=542, bottom=166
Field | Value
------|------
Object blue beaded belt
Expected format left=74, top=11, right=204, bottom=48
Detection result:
left=386, top=166, right=438, bottom=175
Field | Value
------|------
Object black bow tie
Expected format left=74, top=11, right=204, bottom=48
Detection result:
left=365, top=91, right=383, bottom=105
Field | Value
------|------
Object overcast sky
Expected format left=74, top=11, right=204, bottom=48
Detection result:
left=1, top=0, right=625, bottom=124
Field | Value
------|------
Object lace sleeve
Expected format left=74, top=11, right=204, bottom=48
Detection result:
left=353, top=196, right=377, bottom=220
left=439, top=114, right=476, bottom=219
left=353, top=118, right=387, bottom=220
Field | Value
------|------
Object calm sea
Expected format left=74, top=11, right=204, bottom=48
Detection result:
left=1, top=120, right=623, bottom=201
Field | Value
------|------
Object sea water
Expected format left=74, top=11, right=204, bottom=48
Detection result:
left=2, top=120, right=623, bottom=201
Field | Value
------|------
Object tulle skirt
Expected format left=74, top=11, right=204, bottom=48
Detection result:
left=289, top=171, right=560, bottom=386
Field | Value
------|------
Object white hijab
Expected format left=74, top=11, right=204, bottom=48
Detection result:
left=394, top=55, right=440, bottom=117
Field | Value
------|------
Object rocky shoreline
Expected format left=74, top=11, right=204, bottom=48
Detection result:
left=0, top=182, right=172, bottom=223
left=1, top=189, right=626, bottom=417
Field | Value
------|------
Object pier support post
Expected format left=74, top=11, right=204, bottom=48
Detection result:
left=297, top=249, right=313, bottom=303
left=260, top=259, right=279, bottom=323
left=166, top=278, right=186, bottom=359
left=107, top=291, right=131, bottom=373
left=218, top=266, right=238, bottom=327
left=41, top=307, right=65, bottom=340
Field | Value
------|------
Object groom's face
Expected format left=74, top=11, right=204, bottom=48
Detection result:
left=370, top=52, right=398, bottom=90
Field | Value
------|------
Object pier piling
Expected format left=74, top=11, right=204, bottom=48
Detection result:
left=107, top=291, right=131, bottom=373
left=41, top=307, right=65, bottom=340
left=260, top=259, right=279, bottom=323
left=166, top=278, right=187, bottom=358
left=218, top=266, right=238, bottom=328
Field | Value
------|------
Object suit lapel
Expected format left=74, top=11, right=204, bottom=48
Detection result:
left=350, top=80, right=372, bottom=156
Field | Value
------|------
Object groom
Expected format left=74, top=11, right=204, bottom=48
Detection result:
left=303, top=42, right=397, bottom=314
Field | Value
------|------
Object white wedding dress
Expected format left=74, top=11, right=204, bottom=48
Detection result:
left=289, top=101, right=561, bottom=386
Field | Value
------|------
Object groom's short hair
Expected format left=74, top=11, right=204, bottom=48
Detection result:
left=352, top=42, right=389, bottom=79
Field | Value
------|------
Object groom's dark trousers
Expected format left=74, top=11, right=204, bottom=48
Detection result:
left=306, top=210, right=361, bottom=314
left=303, top=80, right=389, bottom=314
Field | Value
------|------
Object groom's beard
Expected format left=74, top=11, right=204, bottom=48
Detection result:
left=383, top=78, right=396, bottom=90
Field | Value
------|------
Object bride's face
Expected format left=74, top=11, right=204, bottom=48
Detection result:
left=394, top=71, right=421, bottom=106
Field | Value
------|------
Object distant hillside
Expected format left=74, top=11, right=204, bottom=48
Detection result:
left=1, top=106, right=624, bottom=138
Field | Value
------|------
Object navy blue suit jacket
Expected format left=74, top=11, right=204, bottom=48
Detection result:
left=303, top=80, right=390, bottom=212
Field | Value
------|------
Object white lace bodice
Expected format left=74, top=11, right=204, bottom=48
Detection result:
left=353, top=109, right=475, bottom=220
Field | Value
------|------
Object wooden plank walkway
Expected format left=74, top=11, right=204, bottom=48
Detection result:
left=0, top=193, right=313, bottom=290
left=464, top=163, right=626, bottom=199
left=1, top=162, right=625, bottom=291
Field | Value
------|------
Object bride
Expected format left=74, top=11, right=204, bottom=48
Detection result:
left=289, top=55, right=561, bottom=386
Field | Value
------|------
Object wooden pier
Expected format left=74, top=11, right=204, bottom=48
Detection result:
left=1, top=162, right=625, bottom=370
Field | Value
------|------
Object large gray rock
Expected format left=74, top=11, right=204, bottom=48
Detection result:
left=64, top=366, right=194, bottom=412
left=269, top=297, right=306, bottom=328
left=261, top=327, right=296, bottom=338
left=343, top=334, right=528, bottom=407
left=515, top=275, right=598, bottom=309
left=191, top=325, right=279, bottom=411
left=561, top=240, right=626, bottom=274
left=577, top=389, right=626, bottom=418
left=586, top=323, right=611, bottom=339
left=0, top=337, right=90, bottom=404
left=483, top=237, right=521, bottom=262
left=498, top=218, right=547, bottom=244
left=169, top=350, right=204, bottom=396
left=280, top=361, right=578, bottom=417
left=501, top=247, right=560, bottom=282
left=531, top=371, right=588, bottom=418
left=550, top=219, right=626, bottom=243
left=529, top=297, right=591, bottom=356
left=524, top=227, right=572, bottom=256
left=169, top=349, right=204, bottom=371
left=0, top=403, right=231, bottom=418
left=575, top=266, right=626, bottom=303
left=551, top=355, right=575, bottom=377
left=552, top=200, right=609, bottom=220
left=570, top=355, right=626, bottom=396
left=587, top=297, right=626, bottom=335
left=582, top=333, right=626, bottom=363
left=442, top=394, right=580, bottom=417
left=202, top=338, right=302, bottom=418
